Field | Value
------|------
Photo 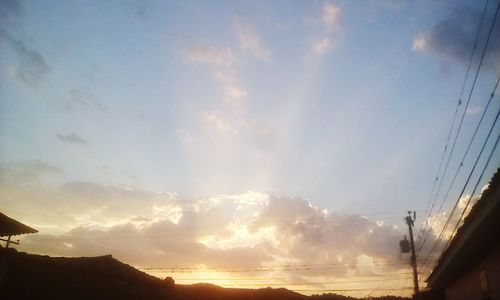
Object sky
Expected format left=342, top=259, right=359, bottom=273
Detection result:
left=1, top=0, right=500, bottom=297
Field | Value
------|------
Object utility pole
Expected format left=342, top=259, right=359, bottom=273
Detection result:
left=404, top=211, right=420, bottom=294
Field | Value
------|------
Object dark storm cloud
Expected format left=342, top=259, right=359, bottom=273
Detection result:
left=413, top=4, right=500, bottom=71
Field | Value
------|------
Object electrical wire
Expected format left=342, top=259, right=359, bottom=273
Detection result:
left=416, top=0, right=492, bottom=251
left=417, top=0, right=500, bottom=262
left=417, top=77, right=500, bottom=255
left=444, top=133, right=499, bottom=249
left=420, top=105, right=500, bottom=273
left=416, top=0, right=493, bottom=251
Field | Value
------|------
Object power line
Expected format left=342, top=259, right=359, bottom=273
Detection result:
left=416, top=0, right=493, bottom=251
left=169, top=276, right=413, bottom=283
left=361, top=271, right=411, bottom=298
left=417, top=77, right=500, bottom=255
left=420, top=104, right=500, bottom=273
left=444, top=133, right=499, bottom=249
left=417, top=0, right=500, bottom=260
left=438, top=77, right=500, bottom=248
left=207, top=277, right=413, bottom=286
left=292, top=288, right=412, bottom=293
left=138, top=259, right=408, bottom=270
left=139, top=264, right=411, bottom=273
left=416, top=0, right=492, bottom=250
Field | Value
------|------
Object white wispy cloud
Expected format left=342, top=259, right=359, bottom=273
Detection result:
left=322, top=2, right=341, bottom=31
left=182, top=43, right=248, bottom=106
left=183, top=45, right=234, bottom=66
left=224, top=85, right=247, bottom=105
left=200, top=111, right=238, bottom=134
left=412, top=34, right=427, bottom=52
left=310, top=2, right=342, bottom=56
left=313, top=37, right=333, bottom=55
left=466, top=106, right=482, bottom=115
left=235, top=18, right=271, bottom=61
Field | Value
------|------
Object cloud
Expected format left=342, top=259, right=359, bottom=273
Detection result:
left=224, top=85, right=247, bottom=104
left=322, top=2, right=341, bottom=31
left=310, top=2, right=342, bottom=56
left=412, top=34, right=427, bottom=52
left=313, top=37, right=333, bottom=55
left=2, top=32, right=50, bottom=87
left=176, top=128, right=195, bottom=147
left=0, top=1, right=50, bottom=87
left=2, top=177, right=414, bottom=295
left=415, top=186, right=488, bottom=275
left=0, top=0, right=22, bottom=29
left=234, top=18, right=271, bottom=61
left=0, top=160, right=61, bottom=184
left=5, top=179, right=405, bottom=274
left=242, top=119, right=276, bottom=151
left=412, top=5, right=500, bottom=71
left=56, top=133, right=88, bottom=146
left=466, top=106, right=483, bottom=115
left=130, top=0, right=151, bottom=22
left=183, top=43, right=248, bottom=107
left=200, top=112, right=238, bottom=134
left=183, top=45, right=234, bottom=67
left=69, top=88, right=107, bottom=112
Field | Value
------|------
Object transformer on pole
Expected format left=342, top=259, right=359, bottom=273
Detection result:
left=400, top=211, right=419, bottom=294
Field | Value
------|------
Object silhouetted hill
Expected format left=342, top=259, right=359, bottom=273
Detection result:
left=0, top=248, right=409, bottom=300
left=0, top=247, right=170, bottom=299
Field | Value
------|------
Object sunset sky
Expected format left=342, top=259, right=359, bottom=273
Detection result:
left=1, top=0, right=499, bottom=297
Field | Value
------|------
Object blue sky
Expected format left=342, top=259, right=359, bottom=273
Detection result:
left=1, top=0, right=499, bottom=296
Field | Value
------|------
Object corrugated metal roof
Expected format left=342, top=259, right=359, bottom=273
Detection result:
left=0, top=212, right=38, bottom=237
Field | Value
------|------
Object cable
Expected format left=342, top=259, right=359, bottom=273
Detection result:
left=417, top=77, right=500, bottom=254
left=169, top=276, right=413, bottom=283
left=442, top=77, right=500, bottom=245
left=208, top=277, right=414, bottom=286
left=416, top=0, right=493, bottom=251
left=417, top=0, right=500, bottom=258
left=292, top=288, right=412, bottom=292
left=139, top=263, right=410, bottom=273
left=445, top=133, right=499, bottom=249
left=138, top=258, right=407, bottom=270
left=420, top=104, right=500, bottom=273
left=362, top=270, right=411, bottom=298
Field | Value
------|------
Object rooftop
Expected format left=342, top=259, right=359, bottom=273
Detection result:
left=426, top=169, right=500, bottom=289
left=0, top=212, right=38, bottom=237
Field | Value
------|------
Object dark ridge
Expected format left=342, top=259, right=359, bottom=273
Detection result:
left=0, top=247, right=170, bottom=300
left=0, top=248, right=409, bottom=300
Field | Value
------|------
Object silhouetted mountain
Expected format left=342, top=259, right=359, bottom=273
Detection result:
left=0, top=248, right=409, bottom=300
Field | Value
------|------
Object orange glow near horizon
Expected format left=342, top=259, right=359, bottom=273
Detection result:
left=139, top=265, right=414, bottom=298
